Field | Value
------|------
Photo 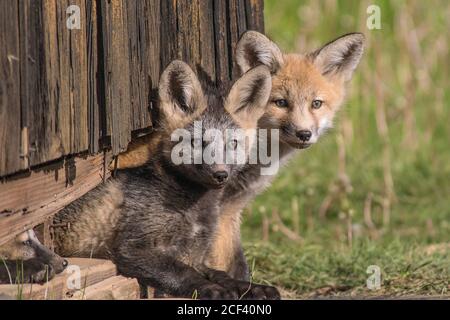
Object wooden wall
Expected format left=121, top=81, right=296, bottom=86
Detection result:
left=0, top=0, right=264, bottom=245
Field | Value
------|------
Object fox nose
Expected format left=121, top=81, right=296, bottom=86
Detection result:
left=213, top=171, right=228, bottom=183
left=296, top=130, right=312, bottom=142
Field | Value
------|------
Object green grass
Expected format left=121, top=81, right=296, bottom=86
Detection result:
left=241, top=0, right=450, bottom=298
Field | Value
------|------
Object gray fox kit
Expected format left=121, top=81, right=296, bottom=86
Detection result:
left=53, top=61, right=280, bottom=299
left=0, top=229, right=67, bottom=284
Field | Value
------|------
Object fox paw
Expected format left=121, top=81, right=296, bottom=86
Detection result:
left=22, top=260, right=56, bottom=284
left=222, top=280, right=281, bottom=300
left=195, top=283, right=239, bottom=300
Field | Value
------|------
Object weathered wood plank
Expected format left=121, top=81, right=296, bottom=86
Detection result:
left=100, top=0, right=131, bottom=155
left=63, top=0, right=89, bottom=154
left=126, top=0, right=156, bottom=132
left=19, top=1, right=90, bottom=169
left=68, top=275, right=140, bottom=300
left=177, top=0, right=201, bottom=69
left=18, top=0, right=50, bottom=168
left=228, top=0, right=240, bottom=80
left=198, top=0, right=216, bottom=81
left=160, top=0, right=178, bottom=69
left=0, top=152, right=112, bottom=246
left=229, top=0, right=249, bottom=79
left=245, top=0, right=265, bottom=32
left=147, top=0, right=161, bottom=119
left=0, top=0, right=23, bottom=177
left=87, top=0, right=101, bottom=154
left=213, top=0, right=231, bottom=84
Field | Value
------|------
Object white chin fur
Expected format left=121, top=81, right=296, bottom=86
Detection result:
left=317, top=117, right=332, bottom=136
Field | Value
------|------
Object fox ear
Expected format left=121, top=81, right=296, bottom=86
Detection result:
left=158, top=60, right=206, bottom=128
left=236, top=31, right=284, bottom=74
left=225, top=65, right=272, bottom=129
left=310, top=33, right=365, bottom=81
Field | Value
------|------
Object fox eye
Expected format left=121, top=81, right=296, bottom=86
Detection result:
left=274, top=99, right=289, bottom=108
left=22, top=240, right=32, bottom=246
left=312, top=100, right=323, bottom=109
left=228, top=139, right=238, bottom=150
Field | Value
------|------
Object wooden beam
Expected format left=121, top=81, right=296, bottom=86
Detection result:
left=68, top=275, right=140, bottom=300
left=0, top=152, right=111, bottom=246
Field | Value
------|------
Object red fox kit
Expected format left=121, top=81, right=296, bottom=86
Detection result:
left=207, top=31, right=365, bottom=279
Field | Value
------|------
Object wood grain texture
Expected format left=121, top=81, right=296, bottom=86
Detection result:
left=159, top=0, right=178, bottom=69
left=126, top=0, right=158, bottom=132
left=245, top=0, right=265, bottom=32
left=198, top=0, right=216, bottom=82
left=0, top=152, right=111, bottom=246
left=100, top=0, right=131, bottom=155
left=87, top=0, right=101, bottom=154
left=0, top=0, right=23, bottom=176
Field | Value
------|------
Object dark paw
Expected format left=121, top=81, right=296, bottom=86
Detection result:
left=23, top=260, right=56, bottom=284
left=244, top=283, right=281, bottom=300
left=196, top=283, right=239, bottom=300
left=31, top=265, right=55, bottom=284
left=223, top=281, right=281, bottom=300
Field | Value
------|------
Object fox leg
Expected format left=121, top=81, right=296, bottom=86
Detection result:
left=201, top=267, right=280, bottom=300
left=112, top=246, right=239, bottom=299
left=228, top=243, right=250, bottom=281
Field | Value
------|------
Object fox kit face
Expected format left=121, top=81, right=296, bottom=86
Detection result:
left=0, top=230, right=68, bottom=273
left=236, top=32, right=364, bottom=149
left=157, top=61, right=271, bottom=188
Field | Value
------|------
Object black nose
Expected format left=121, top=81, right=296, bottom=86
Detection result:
left=62, top=259, right=68, bottom=268
left=213, top=171, right=228, bottom=183
left=296, top=130, right=312, bottom=142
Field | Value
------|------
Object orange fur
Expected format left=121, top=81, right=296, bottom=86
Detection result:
left=205, top=200, right=244, bottom=272
left=110, top=132, right=161, bottom=170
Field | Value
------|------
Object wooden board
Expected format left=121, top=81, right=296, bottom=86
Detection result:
left=126, top=0, right=159, bottom=132
left=68, top=275, right=140, bottom=300
left=0, top=1, right=23, bottom=175
left=100, top=0, right=132, bottom=155
left=0, top=152, right=111, bottom=246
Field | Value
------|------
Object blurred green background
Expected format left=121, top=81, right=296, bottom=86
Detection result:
left=242, top=0, right=450, bottom=298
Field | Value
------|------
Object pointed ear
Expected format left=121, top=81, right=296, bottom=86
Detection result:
left=236, top=31, right=284, bottom=74
left=158, top=60, right=206, bottom=129
left=310, top=33, right=365, bottom=81
left=225, top=65, right=272, bottom=129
